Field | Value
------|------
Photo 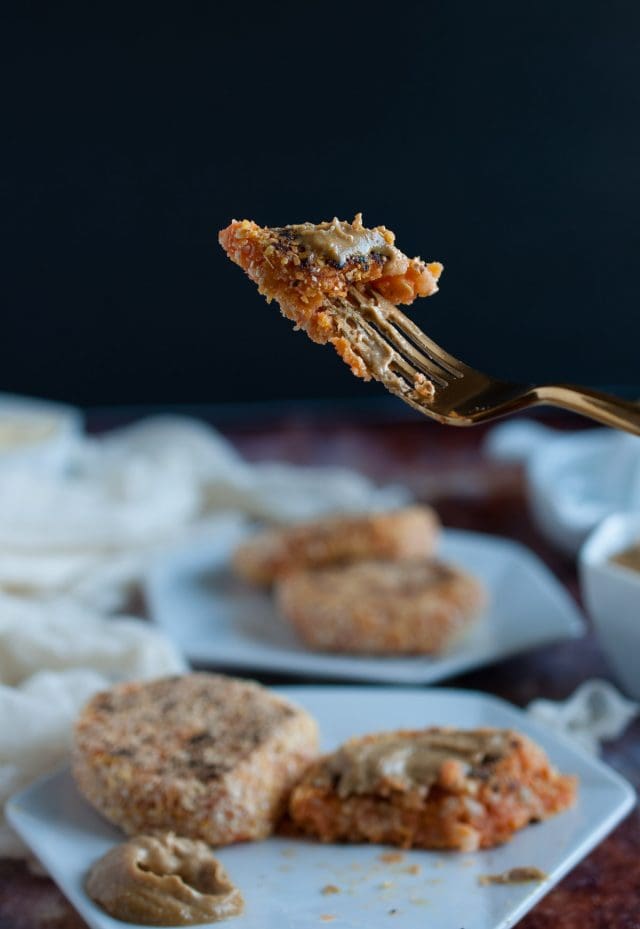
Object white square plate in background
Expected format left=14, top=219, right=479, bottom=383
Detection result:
left=143, top=527, right=584, bottom=683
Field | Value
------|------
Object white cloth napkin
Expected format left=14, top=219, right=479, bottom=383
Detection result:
left=0, top=669, right=108, bottom=857
left=0, top=592, right=186, bottom=857
left=0, top=415, right=408, bottom=609
left=0, top=593, right=185, bottom=685
left=484, top=420, right=640, bottom=554
left=485, top=420, right=640, bottom=513
left=526, top=679, right=639, bottom=755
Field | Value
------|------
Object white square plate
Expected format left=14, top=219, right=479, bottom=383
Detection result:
left=7, top=687, right=635, bottom=929
left=144, top=527, right=584, bottom=683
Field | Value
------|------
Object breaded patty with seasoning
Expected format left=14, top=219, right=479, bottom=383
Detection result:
left=233, top=506, right=439, bottom=587
left=73, top=673, right=319, bottom=845
left=219, top=215, right=442, bottom=393
left=276, top=559, right=485, bottom=655
left=289, top=727, right=577, bottom=851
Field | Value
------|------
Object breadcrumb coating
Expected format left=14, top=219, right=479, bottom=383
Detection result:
left=233, top=506, right=440, bottom=587
left=73, top=673, right=319, bottom=845
left=276, top=558, right=485, bottom=654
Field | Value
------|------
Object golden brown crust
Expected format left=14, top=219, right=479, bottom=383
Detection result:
left=288, top=727, right=577, bottom=851
left=72, top=673, right=319, bottom=845
left=233, top=506, right=440, bottom=587
left=275, top=559, right=485, bottom=655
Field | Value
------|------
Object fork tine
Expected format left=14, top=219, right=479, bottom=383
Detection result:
left=351, top=311, right=447, bottom=392
left=346, top=290, right=451, bottom=388
left=367, top=310, right=453, bottom=387
left=384, top=304, right=470, bottom=379
left=387, top=348, right=434, bottom=387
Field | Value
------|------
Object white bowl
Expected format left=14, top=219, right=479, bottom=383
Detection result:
left=579, top=512, right=640, bottom=699
left=0, top=394, right=82, bottom=475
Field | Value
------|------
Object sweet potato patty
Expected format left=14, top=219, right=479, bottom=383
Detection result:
left=232, top=506, right=440, bottom=587
left=72, top=673, right=319, bottom=845
left=275, top=559, right=485, bottom=654
left=289, top=727, right=577, bottom=851
left=218, top=215, right=442, bottom=382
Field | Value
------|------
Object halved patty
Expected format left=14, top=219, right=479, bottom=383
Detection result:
left=289, top=727, right=577, bottom=851
left=73, top=673, right=319, bottom=845
left=218, top=215, right=442, bottom=384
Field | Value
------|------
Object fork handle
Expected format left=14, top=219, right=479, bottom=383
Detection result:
left=535, top=385, right=640, bottom=435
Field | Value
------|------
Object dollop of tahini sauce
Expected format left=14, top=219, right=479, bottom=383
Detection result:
left=285, top=214, right=407, bottom=271
left=326, top=729, right=512, bottom=797
left=610, top=542, right=640, bottom=574
left=86, top=833, right=243, bottom=926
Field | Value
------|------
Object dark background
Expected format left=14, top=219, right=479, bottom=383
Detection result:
left=1, top=2, right=639, bottom=407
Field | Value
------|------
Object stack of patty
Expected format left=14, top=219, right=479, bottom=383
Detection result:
left=233, top=506, right=486, bottom=655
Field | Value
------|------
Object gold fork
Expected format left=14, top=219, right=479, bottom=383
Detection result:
left=336, top=287, right=640, bottom=435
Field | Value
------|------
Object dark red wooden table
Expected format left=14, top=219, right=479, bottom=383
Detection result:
left=1, top=410, right=638, bottom=929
